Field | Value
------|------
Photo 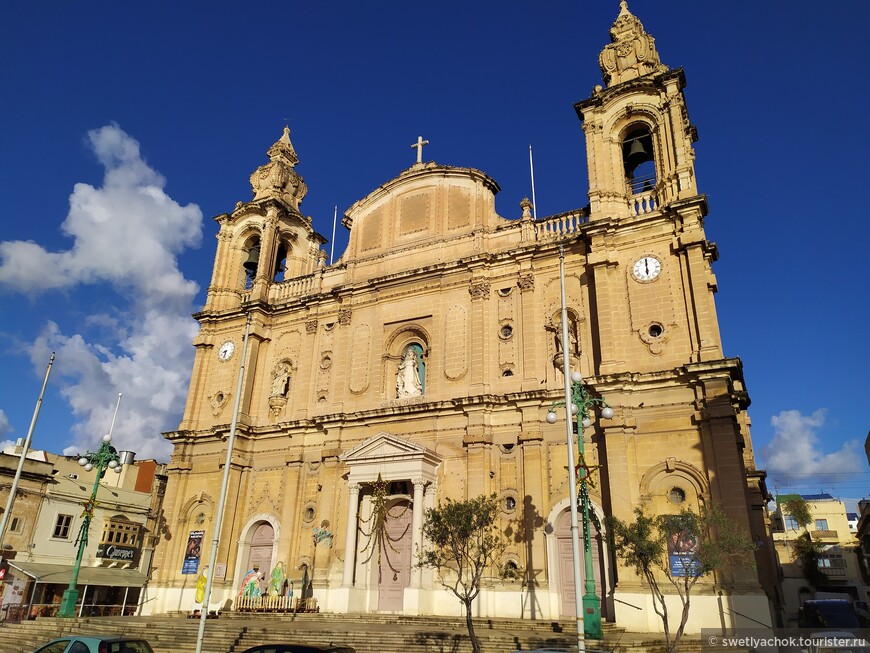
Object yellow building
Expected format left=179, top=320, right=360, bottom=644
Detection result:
left=772, top=493, right=869, bottom=626
left=150, top=2, right=774, bottom=632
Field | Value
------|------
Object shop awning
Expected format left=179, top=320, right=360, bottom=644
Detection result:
left=9, top=561, right=148, bottom=588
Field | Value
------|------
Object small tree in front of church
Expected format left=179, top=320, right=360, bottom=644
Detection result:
left=418, top=494, right=507, bottom=653
left=606, top=506, right=755, bottom=653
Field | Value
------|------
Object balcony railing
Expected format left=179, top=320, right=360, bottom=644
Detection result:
left=534, top=209, right=589, bottom=238
left=629, top=189, right=657, bottom=216
left=811, top=529, right=839, bottom=540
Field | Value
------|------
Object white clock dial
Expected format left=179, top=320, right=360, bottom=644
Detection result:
left=632, top=256, right=662, bottom=282
left=218, top=340, right=235, bottom=361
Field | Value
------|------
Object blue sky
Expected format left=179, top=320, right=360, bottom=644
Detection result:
left=0, top=2, right=867, bottom=505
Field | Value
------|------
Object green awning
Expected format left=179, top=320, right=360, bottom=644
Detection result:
left=9, top=561, right=148, bottom=587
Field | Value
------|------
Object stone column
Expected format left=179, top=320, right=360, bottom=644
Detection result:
left=342, top=482, right=361, bottom=587
left=411, top=478, right=425, bottom=588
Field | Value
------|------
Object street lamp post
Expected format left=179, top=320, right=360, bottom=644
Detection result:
left=546, top=245, right=612, bottom=644
left=547, top=373, right=612, bottom=640
left=58, top=397, right=124, bottom=618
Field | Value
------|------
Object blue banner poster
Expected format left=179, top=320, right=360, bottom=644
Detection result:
left=182, top=530, right=204, bottom=574
left=667, top=529, right=701, bottom=577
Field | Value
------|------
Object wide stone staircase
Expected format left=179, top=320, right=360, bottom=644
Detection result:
left=0, top=612, right=678, bottom=653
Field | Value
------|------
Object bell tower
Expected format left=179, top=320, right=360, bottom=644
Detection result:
left=204, top=127, right=326, bottom=313
left=575, top=1, right=722, bottom=371
left=576, top=0, right=699, bottom=220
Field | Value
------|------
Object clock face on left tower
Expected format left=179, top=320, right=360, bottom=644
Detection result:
left=632, top=255, right=662, bottom=282
left=218, top=340, right=235, bottom=362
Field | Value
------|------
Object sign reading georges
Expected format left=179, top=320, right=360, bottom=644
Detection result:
left=96, top=543, right=138, bottom=561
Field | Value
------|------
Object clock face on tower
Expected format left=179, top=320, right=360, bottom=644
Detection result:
left=218, top=340, right=235, bottom=362
left=632, top=255, right=662, bottom=282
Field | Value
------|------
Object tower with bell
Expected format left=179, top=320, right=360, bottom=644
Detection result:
left=572, top=0, right=775, bottom=632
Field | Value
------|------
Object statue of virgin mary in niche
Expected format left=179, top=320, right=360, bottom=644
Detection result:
left=396, top=346, right=423, bottom=398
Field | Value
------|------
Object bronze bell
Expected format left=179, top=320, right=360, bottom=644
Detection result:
left=626, top=137, right=651, bottom=168
left=243, top=246, right=260, bottom=273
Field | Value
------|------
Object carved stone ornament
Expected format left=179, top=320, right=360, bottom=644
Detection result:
left=338, top=308, right=352, bottom=326
left=250, top=127, right=309, bottom=209
left=517, top=273, right=535, bottom=292
left=598, top=0, right=667, bottom=87
left=208, top=390, right=230, bottom=417
left=468, top=281, right=491, bottom=300
left=306, top=319, right=318, bottom=333
left=520, top=197, right=533, bottom=220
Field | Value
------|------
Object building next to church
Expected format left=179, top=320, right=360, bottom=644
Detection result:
left=0, top=442, right=167, bottom=620
left=772, top=493, right=870, bottom=626
left=150, top=2, right=776, bottom=632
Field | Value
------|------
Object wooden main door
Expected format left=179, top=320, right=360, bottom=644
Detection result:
left=377, top=500, right=412, bottom=611
left=246, top=522, right=274, bottom=581
left=556, top=509, right=607, bottom=619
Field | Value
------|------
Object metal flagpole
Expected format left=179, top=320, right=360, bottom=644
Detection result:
left=330, top=206, right=337, bottom=265
left=195, top=313, right=252, bottom=653
left=0, top=353, right=55, bottom=547
left=529, top=145, right=538, bottom=219
left=559, top=245, right=585, bottom=653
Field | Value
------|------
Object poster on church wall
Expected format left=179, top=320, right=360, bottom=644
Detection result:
left=667, top=529, right=701, bottom=577
left=181, top=530, right=204, bottom=574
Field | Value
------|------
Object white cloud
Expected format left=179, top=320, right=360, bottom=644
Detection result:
left=0, top=124, right=203, bottom=461
left=761, top=409, right=863, bottom=483
left=0, top=410, right=11, bottom=437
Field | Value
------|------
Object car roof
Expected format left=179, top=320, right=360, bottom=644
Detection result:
left=239, top=646, right=355, bottom=653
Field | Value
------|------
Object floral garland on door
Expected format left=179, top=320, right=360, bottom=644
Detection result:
left=358, top=474, right=410, bottom=580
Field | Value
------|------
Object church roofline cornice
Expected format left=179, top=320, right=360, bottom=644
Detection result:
left=575, top=67, right=686, bottom=117
left=345, top=162, right=501, bottom=217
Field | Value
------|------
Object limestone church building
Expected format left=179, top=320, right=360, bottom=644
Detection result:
left=150, top=2, right=776, bottom=632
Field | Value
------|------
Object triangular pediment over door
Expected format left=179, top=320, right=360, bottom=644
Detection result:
left=340, top=432, right=440, bottom=485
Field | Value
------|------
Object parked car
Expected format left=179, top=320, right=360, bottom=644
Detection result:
left=238, top=646, right=355, bottom=653
left=32, top=636, right=154, bottom=653
left=799, top=599, right=861, bottom=629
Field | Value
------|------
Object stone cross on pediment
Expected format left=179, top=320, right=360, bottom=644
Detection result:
left=410, top=135, right=429, bottom=164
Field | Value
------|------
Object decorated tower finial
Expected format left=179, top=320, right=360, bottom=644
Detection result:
left=249, top=127, right=307, bottom=209
left=598, top=1, right=667, bottom=87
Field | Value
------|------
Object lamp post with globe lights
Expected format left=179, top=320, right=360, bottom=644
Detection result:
left=546, top=370, right=612, bottom=640
left=58, top=394, right=125, bottom=618
left=546, top=245, right=612, bottom=646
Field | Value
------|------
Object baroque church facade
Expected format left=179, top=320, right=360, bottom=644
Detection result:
left=150, top=3, right=776, bottom=632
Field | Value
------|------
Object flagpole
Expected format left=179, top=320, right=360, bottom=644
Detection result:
left=529, top=145, right=538, bottom=219
left=330, top=205, right=337, bottom=265
left=195, top=313, right=252, bottom=653
left=0, top=353, right=55, bottom=547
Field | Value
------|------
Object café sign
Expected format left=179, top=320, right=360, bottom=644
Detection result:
left=96, top=544, right=138, bottom=562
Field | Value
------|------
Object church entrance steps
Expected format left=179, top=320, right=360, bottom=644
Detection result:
left=0, top=614, right=714, bottom=653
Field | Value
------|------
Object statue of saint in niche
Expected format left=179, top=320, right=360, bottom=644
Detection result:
left=396, top=346, right=423, bottom=398
left=271, top=363, right=290, bottom=398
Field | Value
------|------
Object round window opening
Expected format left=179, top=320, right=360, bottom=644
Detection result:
left=668, top=487, right=686, bottom=504
left=303, top=506, right=316, bottom=521
left=649, top=324, right=664, bottom=338
left=500, top=324, right=513, bottom=339
left=505, top=496, right=517, bottom=511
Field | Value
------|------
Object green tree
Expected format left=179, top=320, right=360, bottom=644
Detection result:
left=781, top=496, right=825, bottom=588
left=418, top=494, right=507, bottom=653
left=606, top=506, right=755, bottom=653
left=781, top=496, right=812, bottom=530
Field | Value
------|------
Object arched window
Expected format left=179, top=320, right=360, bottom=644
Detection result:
left=396, top=343, right=425, bottom=398
left=273, top=244, right=287, bottom=282
left=243, top=238, right=260, bottom=289
left=622, top=126, right=656, bottom=195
